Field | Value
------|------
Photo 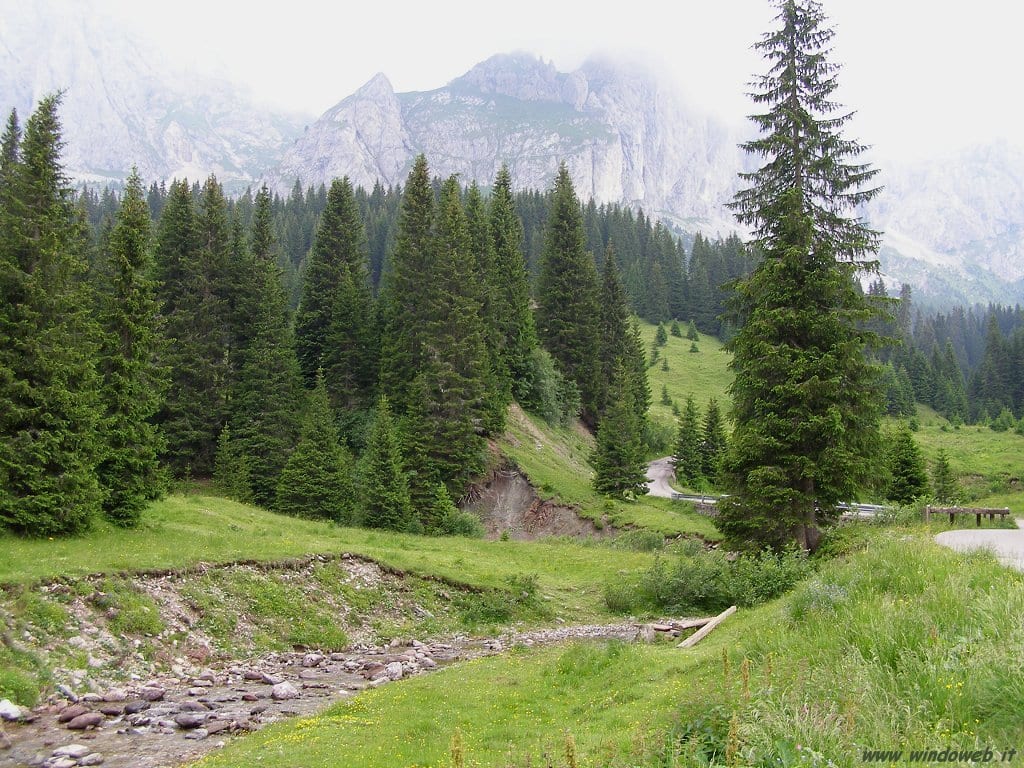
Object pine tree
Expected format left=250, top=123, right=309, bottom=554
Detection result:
left=719, top=0, right=884, bottom=550
left=227, top=186, right=304, bottom=506
left=591, top=362, right=647, bottom=498
left=93, top=168, right=167, bottom=525
left=596, top=246, right=647, bottom=419
left=153, top=177, right=232, bottom=476
left=295, top=177, right=378, bottom=436
left=489, top=164, right=538, bottom=402
left=674, top=396, right=702, bottom=487
left=0, top=95, right=104, bottom=535
left=274, top=378, right=355, bottom=522
left=886, top=426, right=928, bottom=505
left=654, top=323, right=668, bottom=346
left=700, top=398, right=728, bottom=484
left=401, top=176, right=490, bottom=518
left=536, top=164, right=601, bottom=425
left=357, top=396, right=416, bottom=532
left=931, top=448, right=960, bottom=505
left=670, top=319, right=682, bottom=338
left=379, top=155, right=435, bottom=413
left=466, top=181, right=509, bottom=434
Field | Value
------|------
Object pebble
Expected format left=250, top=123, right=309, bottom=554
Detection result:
left=0, top=698, right=23, bottom=721
left=174, top=713, right=206, bottom=729
left=271, top=682, right=299, bottom=701
left=57, top=704, right=89, bottom=723
left=66, top=712, right=104, bottom=730
left=52, top=743, right=91, bottom=758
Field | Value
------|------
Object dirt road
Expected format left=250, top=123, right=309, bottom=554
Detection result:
left=935, top=518, right=1024, bottom=572
left=645, top=456, right=677, bottom=498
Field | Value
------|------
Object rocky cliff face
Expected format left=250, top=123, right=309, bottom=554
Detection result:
left=272, top=53, right=745, bottom=234
left=0, top=0, right=307, bottom=189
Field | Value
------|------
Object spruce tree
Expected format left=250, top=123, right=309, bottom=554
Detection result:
left=0, top=95, right=103, bottom=535
left=274, top=378, right=355, bottom=522
left=379, top=155, right=435, bottom=413
left=153, top=177, right=231, bottom=476
left=489, top=164, right=538, bottom=401
left=700, top=398, right=728, bottom=484
left=94, top=168, right=167, bottom=525
left=595, top=246, right=649, bottom=424
left=358, top=396, right=416, bottom=532
left=466, top=182, right=509, bottom=434
left=213, top=426, right=253, bottom=503
left=886, top=426, right=928, bottom=505
left=536, top=164, right=601, bottom=425
left=674, top=396, right=702, bottom=487
left=227, top=186, right=304, bottom=506
left=295, top=177, right=378, bottom=432
left=591, top=362, right=647, bottom=498
left=719, top=0, right=884, bottom=550
left=401, top=176, right=490, bottom=519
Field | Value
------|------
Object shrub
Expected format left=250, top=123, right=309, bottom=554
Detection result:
left=612, top=529, right=664, bottom=552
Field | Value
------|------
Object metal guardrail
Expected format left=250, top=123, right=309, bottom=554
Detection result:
left=669, top=492, right=889, bottom=516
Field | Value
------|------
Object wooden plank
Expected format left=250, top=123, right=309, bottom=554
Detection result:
left=677, top=605, right=737, bottom=649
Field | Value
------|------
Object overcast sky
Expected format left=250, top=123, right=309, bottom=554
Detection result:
left=79, top=0, right=1024, bottom=162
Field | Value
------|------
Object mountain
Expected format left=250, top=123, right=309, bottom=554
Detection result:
left=273, top=54, right=1024, bottom=305
left=0, top=0, right=308, bottom=190
left=272, top=53, right=745, bottom=235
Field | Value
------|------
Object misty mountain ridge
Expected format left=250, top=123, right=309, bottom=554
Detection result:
left=2, top=5, right=1021, bottom=304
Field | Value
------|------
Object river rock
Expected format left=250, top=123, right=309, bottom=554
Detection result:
left=183, top=728, right=208, bottom=740
left=80, top=754, right=105, bottom=766
left=271, top=682, right=299, bottom=701
left=140, top=686, right=165, bottom=702
left=385, top=662, right=404, bottom=681
left=419, top=657, right=437, bottom=669
left=97, top=704, right=123, bottom=716
left=48, top=758, right=79, bottom=768
left=206, top=719, right=231, bottom=735
left=242, top=670, right=264, bottom=681
left=174, top=712, right=206, bottom=729
left=302, top=653, right=325, bottom=668
left=52, top=743, right=91, bottom=758
left=298, top=669, right=319, bottom=680
left=190, top=678, right=213, bottom=687
left=66, top=712, right=104, bottom=730
left=179, top=701, right=209, bottom=712
left=102, top=688, right=128, bottom=703
left=57, top=704, right=89, bottom=723
left=124, top=700, right=149, bottom=715
left=0, top=699, right=22, bottom=721
left=261, top=673, right=283, bottom=685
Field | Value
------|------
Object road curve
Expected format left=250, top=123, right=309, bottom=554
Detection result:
left=935, top=518, right=1024, bottom=572
left=645, top=456, right=677, bottom=498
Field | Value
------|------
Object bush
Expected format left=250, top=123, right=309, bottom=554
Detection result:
left=521, top=348, right=580, bottom=427
left=436, top=508, right=485, bottom=538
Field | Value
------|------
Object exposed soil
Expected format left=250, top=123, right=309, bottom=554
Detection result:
left=462, top=464, right=612, bottom=540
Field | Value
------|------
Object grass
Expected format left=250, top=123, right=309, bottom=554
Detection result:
left=640, top=321, right=733, bottom=434
left=188, top=524, right=1024, bottom=768
left=500, top=405, right=720, bottom=539
left=907, top=406, right=1024, bottom=510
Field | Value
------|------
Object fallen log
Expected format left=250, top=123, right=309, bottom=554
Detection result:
left=677, top=606, right=736, bottom=648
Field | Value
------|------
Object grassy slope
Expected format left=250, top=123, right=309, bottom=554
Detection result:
left=0, top=495, right=658, bottom=621
left=500, top=405, right=720, bottom=539
left=191, top=526, right=1024, bottom=768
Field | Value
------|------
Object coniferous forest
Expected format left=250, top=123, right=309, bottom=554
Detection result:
left=3, top=89, right=1022, bottom=540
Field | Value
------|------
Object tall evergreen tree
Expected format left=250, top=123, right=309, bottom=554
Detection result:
left=700, top=398, right=728, bottom=484
left=886, top=426, right=928, bottom=505
left=466, top=181, right=509, bottom=434
left=931, top=448, right=960, bottom=505
left=226, top=186, right=304, bottom=506
left=295, top=176, right=377, bottom=415
left=0, top=95, right=103, bottom=535
left=488, top=164, right=538, bottom=401
left=93, top=168, right=167, bottom=525
left=379, top=155, right=435, bottom=413
left=591, top=361, right=648, bottom=498
left=357, top=396, right=416, bottom=532
left=674, top=395, right=702, bottom=487
left=401, top=176, right=490, bottom=517
left=153, top=179, right=229, bottom=476
left=274, top=377, right=355, bottom=522
left=719, top=0, right=884, bottom=550
left=536, top=164, right=601, bottom=424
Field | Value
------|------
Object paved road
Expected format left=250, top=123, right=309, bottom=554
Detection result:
left=645, top=456, right=677, bottom=498
left=935, top=518, right=1024, bottom=572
